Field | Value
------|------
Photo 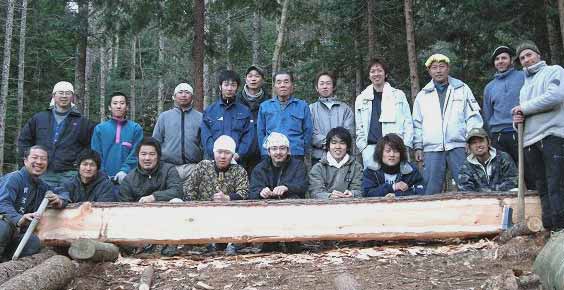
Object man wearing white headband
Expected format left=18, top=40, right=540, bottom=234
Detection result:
left=18, top=81, right=94, bottom=187
left=153, top=82, right=203, bottom=180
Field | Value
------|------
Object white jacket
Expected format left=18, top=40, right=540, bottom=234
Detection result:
left=412, top=77, right=483, bottom=152
left=355, top=83, right=414, bottom=152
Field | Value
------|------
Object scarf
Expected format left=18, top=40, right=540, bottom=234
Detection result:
left=524, top=61, right=546, bottom=77
left=326, top=152, right=350, bottom=169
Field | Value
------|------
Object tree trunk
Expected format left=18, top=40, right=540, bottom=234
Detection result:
left=83, top=47, right=94, bottom=119
left=533, top=231, right=564, bottom=289
left=0, top=250, right=55, bottom=285
left=113, top=34, right=119, bottom=69
left=68, top=239, right=119, bottom=262
left=559, top=0, right=564, bottom=52
left=251, top=10, right=261, bottom=64
left=404, top=0, right=420, bottom=101
left=271, top=0, right=290, bottom=83
left=0, top=255, right=77, bottom=290
left=76, top=0, right=89, bottom=110
left=15, top=0, right=28, bottom=145
left=334, top=273, right=362, bottom=290
left=192, top=0, right=205, bottom=112
left=157, top=29, right=165, bottom=115
left=226, top=11, right=233, bottom=69
left=99, top=45, right=107, bottom=122
left=129, top=35, right=136, bottom=120
left=367, top=0, right=375, bottom=58
left=545, top=0, right=561, bottom=64
left=0, top=0, right=16, bottom=174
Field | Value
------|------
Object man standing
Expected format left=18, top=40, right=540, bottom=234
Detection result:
left=0, top=146, right=68, bottom=258
left=153, top=83, right=203, bottom=180
left=512, top=41, right=564, bottom=230
left=257, top=71, right=313, bottom=160
left=355, top=59, right=414, bottom=169
left=309, top=71, right=354, bottom=164
left=18, top=81, right=94, bottom=187
left=458, top=128, right=517, bottom=192
left=412, top=54, right=483, bottom=194
left=201, top=70, right=254, bottom=163
left=237, top=65, right=271, bottom=173
left=483, top=46, right=534, bottom=189
left=91, top=92, right=144, bottom=184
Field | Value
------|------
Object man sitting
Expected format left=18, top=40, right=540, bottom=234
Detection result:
left=0, top=145, right=68, bottom=258
left=458, top=128, right=517, bottom=192
left=60, top=149, right=116, bottom=202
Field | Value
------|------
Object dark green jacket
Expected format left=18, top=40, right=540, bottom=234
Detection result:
left=308, top=154, right=363, bottom=199
left=60, top=172, right=116, bottom=202
left=457, top=148, right=517, bottom=192
left=118, top=162, right=182, bottom=202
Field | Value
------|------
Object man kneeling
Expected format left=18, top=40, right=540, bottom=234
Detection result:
left=458, top=128, right=517, bottom=192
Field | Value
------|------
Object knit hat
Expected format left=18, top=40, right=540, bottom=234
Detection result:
left=246, top=65, right=265, bottom=78
left=263, top=132, right=290, bottom=150
left=425, top=54, right=450, bottom=68
left=466, top=128, right=489, bottom=143
left=213, top=135, right=236, bottom=154
left=52, top=81, right=74, bottom=94
left=491, top=46, right=514, bottom=65
left=516, top=41, right=541, bottom=58
left=172, top=83, right=194, bottom=100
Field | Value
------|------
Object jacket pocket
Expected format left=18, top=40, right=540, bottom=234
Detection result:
left=288, top=111, right=304, bottom=133
left=232, top=112, right=250, bottom=133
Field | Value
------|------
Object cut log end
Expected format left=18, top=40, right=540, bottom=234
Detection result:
left=68, top=239, right=119, bottom=262
left=499, top=218, right=543, bottom=243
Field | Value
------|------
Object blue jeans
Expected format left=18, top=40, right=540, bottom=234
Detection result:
left=0, top=219, right=41, bottom=258
left=422, top=148, right=466, bottom=194
left=525, top=135, right=564, bottom=229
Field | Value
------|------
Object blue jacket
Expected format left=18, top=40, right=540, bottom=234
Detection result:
left=0, top=168, right=70, bottom=226
left=201, top=98, right=254, bottom=159
left=483, top=69, right=524, bottom=133
left=362, top=162, right=425, bottom=197
left=91, top=118, right=144, bottom=176
left=18, top=107, right=95, bottom=172
left=257, top=96, right=313, bottom=156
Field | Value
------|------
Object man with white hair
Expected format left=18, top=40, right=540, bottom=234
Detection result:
left=412, top=54, right=483, bottom=194
left=18, top=81, right=95, bottom=187
left=153, top=83, right=204, bottom=180
left=249, top=132, right=308, bottom=200
left=183, top=135, right=248, bottom=201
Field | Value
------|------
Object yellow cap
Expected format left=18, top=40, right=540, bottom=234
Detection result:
left=425, top=54, right=450, bottom=68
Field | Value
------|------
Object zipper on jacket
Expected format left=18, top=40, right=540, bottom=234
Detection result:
left=181, top=111, right=187, bottom=164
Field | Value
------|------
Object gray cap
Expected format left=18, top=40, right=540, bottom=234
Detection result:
left=245, top=65, right=265, bottom=78
left=516, top=41, right=541, bottom=58
left=466, top=128, right=489, bottom=143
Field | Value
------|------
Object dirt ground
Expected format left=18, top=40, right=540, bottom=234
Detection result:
left=64, top=235, right=547, bottom=290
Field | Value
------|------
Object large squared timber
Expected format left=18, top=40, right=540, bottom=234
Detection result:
left=36, top=193, right=542, bottom=246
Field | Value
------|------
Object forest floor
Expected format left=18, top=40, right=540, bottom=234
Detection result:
left=64, top=233, right=548, bottom=290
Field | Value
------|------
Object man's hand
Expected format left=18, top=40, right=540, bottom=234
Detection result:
left=384, top=193, right=396, bottom=199
left=260, top=187, right=273, bottom=199
left=272, top=186, right=288, bottom=197
left=415, top=150, right=424, bottom=162
left=45, top=191, right=63, bottom=208
left=17, top=212, right=41, bottom=227
left=511, top=106, right=525, bottom=124
left=213, top=192, right=231, bottom=201
left=114, top=171, right=128, bottom=184
left=139, top=195, right=156, bottom=203
left=342, top=190, right=353, bottom=198
left=233, top=153, right=240, bottom=161
left=329, top=190, right=344, bottom=198
left=393, top=182, right=409, bottom=192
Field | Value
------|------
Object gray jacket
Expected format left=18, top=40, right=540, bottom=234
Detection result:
left=152, top=106, right=203, bottom=165
left=308, top=154, right=363, bottom=199
left=309, top=98, right=355, bottom=160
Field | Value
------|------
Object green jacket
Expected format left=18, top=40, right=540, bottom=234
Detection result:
left=457, top=147, right=517, bottom=192
left=308, top=154, right=363, bottom=199
left=118, top=162, right=182, bottom=202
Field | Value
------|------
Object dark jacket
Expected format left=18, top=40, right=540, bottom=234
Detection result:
left=237, top=88, right=270, bottom=161
left=60, top=172, right=116, bottom=203
left=249, top=157, right=308, bottom=199
left=18, top=107, right=95, bottom=172
left=118, top=162, right=182, bottom=202
left=362, top=162, right=425, bottom=197
left=0, top=168, right=69, bottom=226
left=457, top=148, right=517, bottom=192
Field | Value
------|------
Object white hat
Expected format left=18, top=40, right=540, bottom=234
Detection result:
left=52, top=81, right=74, bottom=94
left=172, top=83, right=194, bottom=99
left=263, top=132, right=290, bottom=150
left=213, top=135, right=236, bottom=154
left=424, top=54, right=450, bottom=68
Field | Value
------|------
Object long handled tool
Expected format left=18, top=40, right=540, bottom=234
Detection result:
left=516, top=122, right=525, bottom=224
left=12, top=197, right=49, bottom=260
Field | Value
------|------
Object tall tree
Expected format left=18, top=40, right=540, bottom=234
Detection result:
left=272, top=0, right=290, bottom=81
left=76, top=0, right=89, bottom=109
left=367, top=0, right=375, bottom=58
left=0, top=0, right=15, bottom=173
left=546, top=0, right=562, bottom=64
left=251, top=10, right=262, bottom=64
left=404, top=0, right=420, bottom=100
left=157, top=1, right=165, bottom=115
left=559, top=0, right=564, bottom=50
left=193, top=0, right=205, bottom=112
left=129, top=35, right=137, bottom=120
left=16, top=0, right=29, bottom=140
left=99, top=44, right=107, bottom=122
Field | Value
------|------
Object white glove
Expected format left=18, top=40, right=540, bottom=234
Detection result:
left=114, top=171, right=128, bottom=184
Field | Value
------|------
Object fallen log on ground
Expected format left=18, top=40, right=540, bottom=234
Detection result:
left=0, top=255, right=77, bottom=290
left=533, top=230, right=564, bottom=289
left=0, top=250, right=55, bottom=285
left=36, top=193, right=542, bottom=245
left=68, top=239, right=119, bottom=262
left=334, top=273, right=362, bottom=290
left=138, top=265, right=154, bottom=290
left=498, top=216, right=543, bottom=243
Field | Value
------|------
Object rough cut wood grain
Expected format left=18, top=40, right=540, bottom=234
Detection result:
left=35, top=193, right=543, bottom=245
left=68, top=239, right=119, bottom=262
left=0, top=250, right=55, bottom=285
left=0, top=255, right=76, bottom=290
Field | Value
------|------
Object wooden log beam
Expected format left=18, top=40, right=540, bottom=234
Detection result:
left=0, top=255, right=77, bottom=290
left=68, top=239, right=119, bottom=262
left=36, top=193, right=543, bottom=246
left=0, top=251, right=55, bottom=285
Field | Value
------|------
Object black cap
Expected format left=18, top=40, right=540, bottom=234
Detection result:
left=491, top=46, right=514, bottom=65
left=245, top=65, right=265, bottom=78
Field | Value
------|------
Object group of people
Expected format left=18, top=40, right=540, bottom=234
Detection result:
left=0, top=40, right=563, bottom=258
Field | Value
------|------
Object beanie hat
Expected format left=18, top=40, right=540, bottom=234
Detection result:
left=246, top=65, right=265, bottom=78
left=172, top=83, right=194, bottom=100
left=213, top=135, right=236, bottom=154
left=263, top=132, right=290, bottom=151
left=491, top=46, right=514, bottom=65
left=425, top=54, right=450, bottom=68
left=516, top=41, right=541, bottom=58
left=52, top=81, right=74, bottom=94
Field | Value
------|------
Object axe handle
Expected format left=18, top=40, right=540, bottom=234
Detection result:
left=12, top=197, right=49, bottom=260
